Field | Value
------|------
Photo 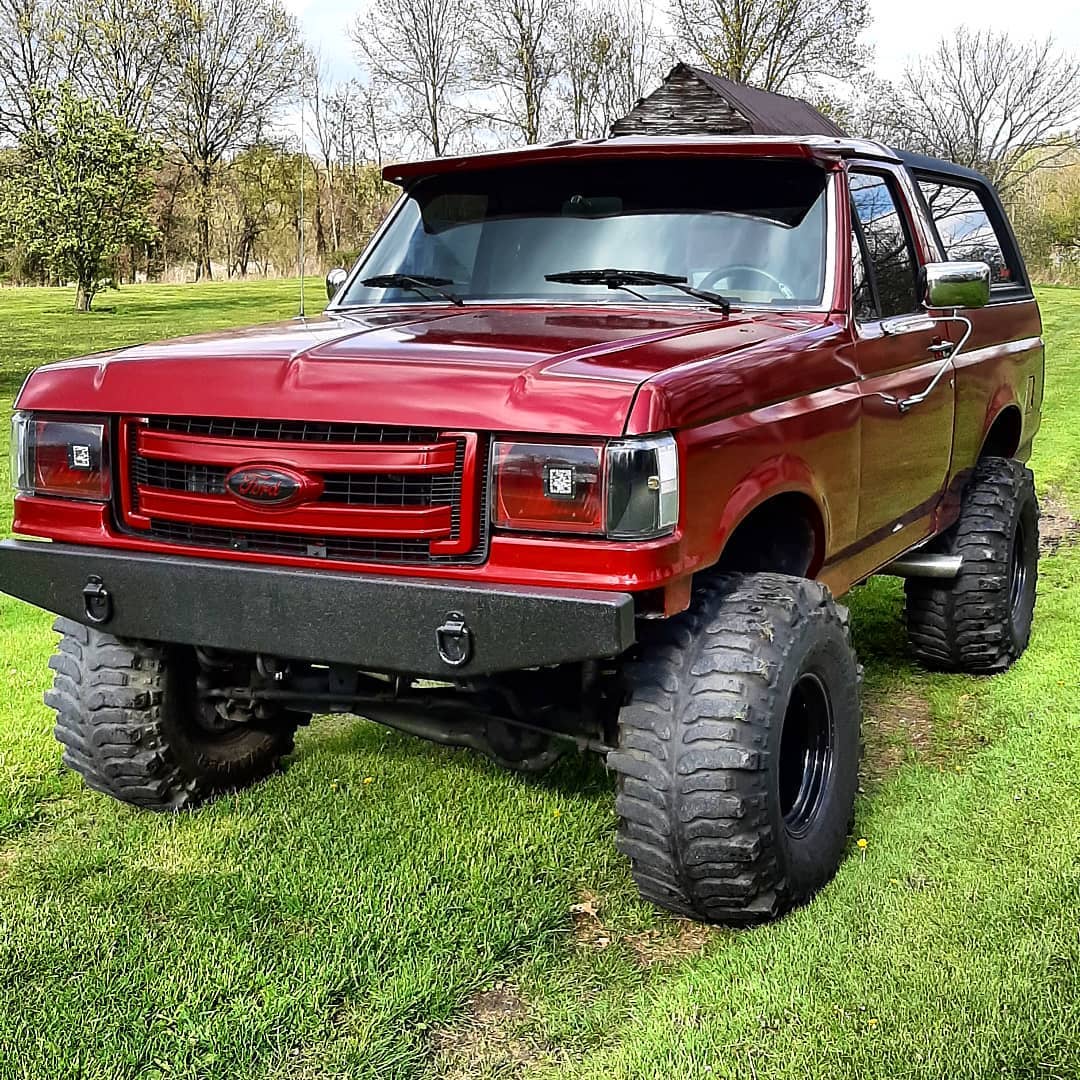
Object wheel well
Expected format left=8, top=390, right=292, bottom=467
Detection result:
left=714, top=493, right=824, bottom=577
left=980, top=406, right=1022, bottom=460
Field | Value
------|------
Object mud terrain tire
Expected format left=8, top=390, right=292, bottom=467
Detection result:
left=609, top=573, right=861, bottom=926
left=905, top=457, right=1038, bottom=674
left=45, top=619, right=297, bottom=809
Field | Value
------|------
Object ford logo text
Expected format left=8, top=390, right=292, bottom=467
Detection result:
left=225, top=466, right=312, bottom=508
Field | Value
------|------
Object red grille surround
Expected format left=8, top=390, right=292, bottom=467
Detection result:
left=117, top=417, right=486, bottom=565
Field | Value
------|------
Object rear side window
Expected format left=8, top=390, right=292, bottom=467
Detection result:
left=917, top=180, right=1013, bottom=285
left=849, top=172, right=919, bottom=320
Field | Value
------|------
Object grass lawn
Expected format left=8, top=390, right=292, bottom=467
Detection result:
left=0, top=281, right=1078, bottom=1079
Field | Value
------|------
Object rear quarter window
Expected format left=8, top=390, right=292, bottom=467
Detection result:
left=917, top=179, right=1016, bottom=287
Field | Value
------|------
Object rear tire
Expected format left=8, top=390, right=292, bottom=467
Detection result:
left=45, top=619, right=297, bottom=810
left=905, top=457, right=1038, bottom=673
left=609, top=573, right=862, bottom=926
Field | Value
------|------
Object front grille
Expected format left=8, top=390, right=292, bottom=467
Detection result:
left=119, top=416, right=487, bottom=566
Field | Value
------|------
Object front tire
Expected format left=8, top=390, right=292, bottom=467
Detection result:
left=45, top=619, right=297, bottom=810
left=609, top=573, right=862, bottom=926
left=905, top=457, right=1039, bottom=673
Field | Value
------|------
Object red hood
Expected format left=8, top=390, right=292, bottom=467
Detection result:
left=18, top=305, right=828, bottom=436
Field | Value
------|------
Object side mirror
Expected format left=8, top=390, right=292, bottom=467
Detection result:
left=922, top=261, right=990, bottom=310
left=326, top=267, right=348, bottom=302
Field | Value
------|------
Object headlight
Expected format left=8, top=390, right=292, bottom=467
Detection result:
left=10, top=412, right=111, bottom=502
left=491, top=433, right=678, bottom=539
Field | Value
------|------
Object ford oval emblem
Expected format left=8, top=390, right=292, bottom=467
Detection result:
left=225, top=465, right=309, bottom=508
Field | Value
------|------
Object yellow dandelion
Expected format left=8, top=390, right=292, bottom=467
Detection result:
left=362, top=776, right=374, bottom=784
left=857, top=838, right=868, bottom=849
left=553, top=808, right=562, bottom=818
left=868, top=1018, right=879, bottom=1028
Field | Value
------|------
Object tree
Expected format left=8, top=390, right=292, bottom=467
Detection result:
left=351, top=0, right=474, bottom=157
left=164, top=0, right=302, bottom=279
left=469, top=0, right=564, bottom=145
left=1, top=87, right=159, bottom=309
left=0, top=0, right=79, bottom=138
left=558, top=0, right=659, bottom=139
left=668, top=0, right=869, bottom=93
left=898, top=29, right=1080, bottom=194
left=68, top=0, right=175, bottom=136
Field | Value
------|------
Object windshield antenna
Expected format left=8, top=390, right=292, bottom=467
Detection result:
left=295, top=78, right=306, bottom=321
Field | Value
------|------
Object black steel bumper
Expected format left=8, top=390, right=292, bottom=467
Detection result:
left=0, top=541, right=635, bottom=677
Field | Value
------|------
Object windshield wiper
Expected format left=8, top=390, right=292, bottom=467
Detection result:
left=361, top=273, right=465, bottom=307
left=545, top=268, right=731, bottom=316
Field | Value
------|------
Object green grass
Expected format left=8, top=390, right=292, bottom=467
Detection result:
left=0, top=282, right=1079, bottom=1079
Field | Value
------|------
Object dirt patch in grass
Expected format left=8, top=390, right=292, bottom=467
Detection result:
left=1040, top=492, right=1080, bottom=556
left=624, top=921, right=714, bottom=965
left=430, top=982, right=557, bottom=1078
left=0, top=848, right=17, bottom=879
left=862, top=686, right=993, bottom=784
left=571, top=891, right=715, bottom=966
left=862, top=689, right=935, bottom=783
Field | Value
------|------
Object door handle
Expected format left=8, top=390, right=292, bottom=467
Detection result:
left=874, top=316, right=972, bottom=414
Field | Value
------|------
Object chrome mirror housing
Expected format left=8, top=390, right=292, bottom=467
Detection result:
left=325, top=267, right=348, bottom=302
left=923, top=261, right=990, bottom=310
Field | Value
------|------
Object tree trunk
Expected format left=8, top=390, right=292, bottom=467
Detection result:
left=314, top=197, right=327, bottom=259
left=75, top=281, right=92, bottom=312
left=194, top=164, right=214, bottom=281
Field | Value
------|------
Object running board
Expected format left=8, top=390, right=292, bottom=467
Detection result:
left=880, top=553, right=963, bottom=579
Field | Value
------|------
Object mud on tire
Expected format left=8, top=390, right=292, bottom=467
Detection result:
left=905, top=457, right=1038, bottom=674
left=608, top=572, right=862, bottom=926
left=45, top=619, right=297, bottom=810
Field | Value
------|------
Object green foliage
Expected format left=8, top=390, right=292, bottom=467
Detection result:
left=1010, top=151, right=1080, bottom=285
left=0, top=86, right=160, bottom=310
left=0, top=282, right=1078, bottom=1076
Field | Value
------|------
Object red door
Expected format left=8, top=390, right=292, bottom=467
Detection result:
left=848, top=167, right=955, bottom=540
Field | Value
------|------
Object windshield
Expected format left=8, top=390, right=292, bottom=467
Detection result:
left=338, top=157, right=831, bottom=309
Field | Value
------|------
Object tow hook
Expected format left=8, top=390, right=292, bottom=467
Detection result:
left=435, top=611, right=472, bottom=667
left=82, top=576, right=113, bottom=624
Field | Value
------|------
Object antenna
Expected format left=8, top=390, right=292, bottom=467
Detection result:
left=296, top=81, right=306, bottom=320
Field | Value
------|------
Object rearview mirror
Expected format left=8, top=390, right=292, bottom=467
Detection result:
left=326, top=267, right=348, bottom=302
left=922, top=261, right=990, bottom=310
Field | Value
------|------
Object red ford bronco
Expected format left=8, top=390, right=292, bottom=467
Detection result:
left=2, top=136, right=1042, bottom=924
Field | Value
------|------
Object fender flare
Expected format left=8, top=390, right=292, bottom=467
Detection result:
left=979, top=391, right=1024, bottom=458
left=710, top=454, right=831, bottom=575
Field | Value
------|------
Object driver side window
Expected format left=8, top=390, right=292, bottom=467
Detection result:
left=849, top=171, right=919, bottom=321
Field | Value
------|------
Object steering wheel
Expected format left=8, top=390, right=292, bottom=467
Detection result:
left=699, top=265, right=796, bottom=301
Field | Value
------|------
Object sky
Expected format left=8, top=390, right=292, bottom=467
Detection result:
left=285, top=0, right=1080, bottom=86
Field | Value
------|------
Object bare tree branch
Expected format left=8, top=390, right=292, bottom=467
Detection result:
left=897, top=28, right=1080, bottom=193
left=556, top=0, right=661, bottom=139
left=351, top=0, right=474, bottom=158
left=667, top=0, right=869, bottom=93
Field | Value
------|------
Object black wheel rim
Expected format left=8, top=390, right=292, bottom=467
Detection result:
left=778, top=672, right=834, bottom=837
left=1009, top=514, right=1031, bottom=622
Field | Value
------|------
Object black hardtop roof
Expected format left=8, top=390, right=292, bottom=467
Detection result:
left=892, top=148, right=997, bottom=191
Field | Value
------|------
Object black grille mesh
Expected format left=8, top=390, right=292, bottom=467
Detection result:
left=132, top=456, right=453, bottom=508
left=142, top=519, right=434, bottom=564
left=147, top=416, right=440, bottom=445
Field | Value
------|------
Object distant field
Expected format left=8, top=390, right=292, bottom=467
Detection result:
left=0, top=281, right=1078, bottom=1079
